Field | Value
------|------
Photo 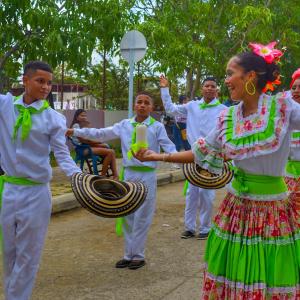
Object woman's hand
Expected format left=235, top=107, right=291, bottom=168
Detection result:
left=160, top=74, right=169, bottom=88
left=65, top=128, right=74, bottom=137
left=133, top=149, right=162, bottom=162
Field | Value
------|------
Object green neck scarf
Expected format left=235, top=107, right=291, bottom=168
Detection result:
left=13, top=99, right=49, bottom=142
left=199, top=100, right=221, bottom=110
left=127, top=116, right=156, bottom=159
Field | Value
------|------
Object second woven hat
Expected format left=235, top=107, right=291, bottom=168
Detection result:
left=182, top=161, right=233, bottom=189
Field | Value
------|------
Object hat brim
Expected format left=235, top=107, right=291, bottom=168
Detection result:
left=71, top=173, right=148, bottom=218
left=182, top=161, right=233, bottom=189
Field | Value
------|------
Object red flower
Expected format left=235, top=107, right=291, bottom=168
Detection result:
left=243, top=120, right=253, bottom=131
left=204, top=280, right=213, bottom=291
left=252, top=290, right=264, bottom=300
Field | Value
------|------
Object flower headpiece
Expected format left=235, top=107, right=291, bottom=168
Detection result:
left=249, top=41, right=283, bottom=64
left=249, top=41, right=284, bottom=92
left=290, top=68, right=300, bottom=89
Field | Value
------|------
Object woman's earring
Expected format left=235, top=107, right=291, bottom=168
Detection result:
left=245, top=80, right=256, bottom=96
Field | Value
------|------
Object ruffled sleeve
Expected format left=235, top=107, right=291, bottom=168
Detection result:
left=192, top=125, right=224, bottom=175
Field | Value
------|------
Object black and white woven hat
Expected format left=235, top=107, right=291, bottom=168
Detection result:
left=182, top=161, right=233, bottom=189
left=71, top=173, right=148, bottom=218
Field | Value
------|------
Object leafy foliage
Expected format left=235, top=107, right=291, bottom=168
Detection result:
left=1, top=0, right=300, bottom=102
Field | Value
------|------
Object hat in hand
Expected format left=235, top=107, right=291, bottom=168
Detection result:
left=71, top=173, right=148, bottom=218
left=182, top=161, right=233, bottom=189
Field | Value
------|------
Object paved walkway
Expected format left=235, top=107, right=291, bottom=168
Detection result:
left=50, top=159, right=185, bottom=214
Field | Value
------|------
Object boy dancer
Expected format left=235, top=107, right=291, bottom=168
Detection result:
left=160, top=76, right=225, bottom=239
left=0, top=61, right=81, bottom=300
left=67, top=92, right=176, bottom=269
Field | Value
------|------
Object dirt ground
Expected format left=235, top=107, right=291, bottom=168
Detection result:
left=0, top=181, right=225, bottom=300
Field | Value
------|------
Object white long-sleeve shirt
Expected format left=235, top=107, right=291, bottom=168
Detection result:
left=0, top=93, right=81, bottom=183
left=161, top=87, right=226, bottom=145
left=73, top=115, right=177, bottom=169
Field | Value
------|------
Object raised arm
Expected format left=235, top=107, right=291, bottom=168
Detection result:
left=160, top=75, right=188, bottom=116
left=0, top=93, right=14, bottom=114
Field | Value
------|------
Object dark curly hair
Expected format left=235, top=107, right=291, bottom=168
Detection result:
left=235, top=52, right=280, bottom=90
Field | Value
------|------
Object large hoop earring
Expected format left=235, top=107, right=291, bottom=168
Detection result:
left=245, top=80, right=256, bottom=96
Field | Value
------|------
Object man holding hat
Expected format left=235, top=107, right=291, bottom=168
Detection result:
left=160, top=75, right=226, bottom=240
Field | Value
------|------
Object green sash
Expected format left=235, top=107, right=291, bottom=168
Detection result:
left=0, top=175, right=41, bottom=243
left=13, top=100, right=49, bottom=142
left=127, top=116, right=156, bottom=159
left=199, top=100, right=221, bottom=110
left=115, top=166, right=155, bottom=236
left=231, top=167, right=287, bottom=195
left=286, top=160, right=300, bottom=177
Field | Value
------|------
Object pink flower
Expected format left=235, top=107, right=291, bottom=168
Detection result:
left=249, top=41, right=283, bottom=64
left=243, top=120, right=253, bottom=131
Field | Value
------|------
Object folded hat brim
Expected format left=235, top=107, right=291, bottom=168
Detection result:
left=71, top=173, right=148, bottom=218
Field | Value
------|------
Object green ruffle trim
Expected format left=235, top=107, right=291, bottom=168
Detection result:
left=204, top=228, right=300, bottom=287
left=192, top=139, right=224, bottom=175
left=224, top=95, right=276, bottom=148
left=292, top=131, right=300, bottom=140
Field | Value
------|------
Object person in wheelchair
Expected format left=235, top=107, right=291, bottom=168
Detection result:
left=70, top=109, right=118, bottom=179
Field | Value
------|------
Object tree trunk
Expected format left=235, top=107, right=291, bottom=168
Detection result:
left=185, top=68, right=193, bottom=97
left=102, top=49, right=107, bottom=109
left=191, top=67, right=201, bottom=99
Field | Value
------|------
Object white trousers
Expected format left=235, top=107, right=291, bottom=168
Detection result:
left=0, top=183, right=52, bottom=300
left=184, top=184, right=215, bottom=234
left=123, top=169, right=157, bottom=261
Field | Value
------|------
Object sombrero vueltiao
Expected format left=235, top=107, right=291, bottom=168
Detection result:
left=182, top=161, right=233, bottom=189
left=71, top=173, right=148, bottom=218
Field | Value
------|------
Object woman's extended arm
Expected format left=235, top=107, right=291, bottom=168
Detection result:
left=134, top=149, right=194, bottom=163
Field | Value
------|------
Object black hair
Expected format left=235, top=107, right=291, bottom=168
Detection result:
left=179, top=95, right=187, bottom=104
left=202, top=77, right=217, bottom=85
left=235, top=52, right=280, bottom=90
left=135, top=91, right=154, bottom=103
left=70, top=109, right=86, bottom=128
left=23, top=60, right=53, bottom=76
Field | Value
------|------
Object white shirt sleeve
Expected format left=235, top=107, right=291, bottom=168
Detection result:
left=49, top=113, right=82, bottom=176
left=161, top=87, right=188, bottom=116
left=0, top=93, right=14, bottom=114
left=156, top=123, right=177, bottom=153
left=289, top=97, right=300, bottom=130
left=73, top=121, right=122, bottom=142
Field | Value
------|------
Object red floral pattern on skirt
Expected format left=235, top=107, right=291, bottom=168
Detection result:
left=213, top=192, right=294, bottom=238
left=285, top=177, right=300, bottom=230
left=202, top=192, right=300, bottom=299
left=202, top=273, right=300, bottom=300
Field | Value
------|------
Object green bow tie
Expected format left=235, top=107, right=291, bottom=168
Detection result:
left=13, top=100, right=49, bottom=142
left=199, top=100, right=221, bottom=109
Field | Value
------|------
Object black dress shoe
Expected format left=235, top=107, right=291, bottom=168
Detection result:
left=181, top=230, right=195, bottom=239
left=197, top=232, right=209, bottom=240
left=115, top=259, right=131, bottom=268
left=128, top=260, right=146, bottom=270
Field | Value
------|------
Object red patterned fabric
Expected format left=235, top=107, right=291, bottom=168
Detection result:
left=285, top=177, right=300, bottom=230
